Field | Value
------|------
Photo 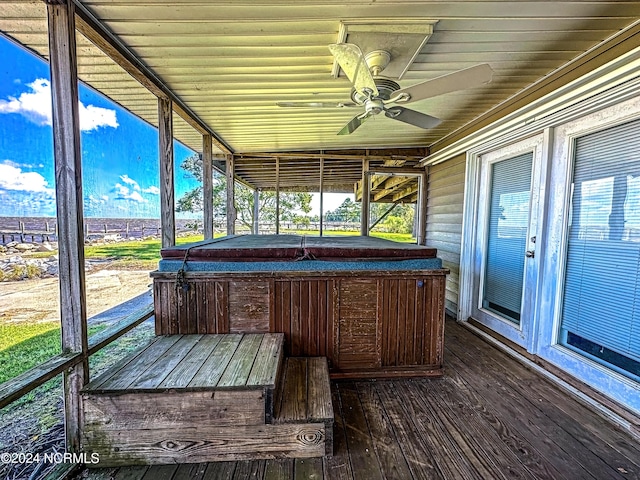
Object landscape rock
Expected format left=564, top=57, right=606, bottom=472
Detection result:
left=37, top=241, right=55, bottom=252
left=5, top=241, right=18, bottom=248
left=14, top=243, right=36, bottom=252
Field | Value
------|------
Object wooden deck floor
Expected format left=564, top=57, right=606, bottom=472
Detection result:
left=78, top=320, right=640, bottom=480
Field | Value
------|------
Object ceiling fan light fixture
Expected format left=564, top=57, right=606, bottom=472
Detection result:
left=364, top=50, right=391, bottom=76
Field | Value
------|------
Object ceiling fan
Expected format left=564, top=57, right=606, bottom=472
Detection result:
left=277, top=43, right=494, bottom=135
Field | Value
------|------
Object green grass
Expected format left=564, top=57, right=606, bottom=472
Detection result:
left=82, top=233, right=205, bottom=269
left=0, top=323, right=106, bottom=384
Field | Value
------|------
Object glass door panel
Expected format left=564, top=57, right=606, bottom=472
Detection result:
left=482, top=153, right=533, bottom=325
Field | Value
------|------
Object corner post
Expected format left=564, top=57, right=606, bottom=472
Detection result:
left=417, top=169, right=428, bottom=245
left=319, top=155, right=324, bottom=236
left=226, top=155, right=236, bottom=235
left=275, top=157, right=280, bottom=234
left=47, top=0, right=88, bottom=452
left=360, top=159, right=370, bottom=236
left=158, top=98, right=175, bottom=247
left=202, top=134, right=214, bottom=239
left=253, top=188, right=260, bottom=234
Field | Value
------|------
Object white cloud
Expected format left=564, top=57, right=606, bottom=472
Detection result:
left=113, top=182, right=146, bottom=203
left=120, top=174, right=141, bottom=190
left=142, top=185, right=160, bottom=195
left=0, top=78, right=118, bottom=131
left=0, top=160, right=54, bottom=194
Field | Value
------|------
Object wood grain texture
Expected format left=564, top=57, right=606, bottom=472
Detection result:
left=229, top=281, right=270, bottom=333
left=247, top=333, right=284, bottom=387
left=80, top=319, right=640, bottom=479
left=218, top=334, right=264, bottom=387
left=158, top=97, right=175, bottom=249
left=159, top=335, right=222, bottom=388
left=189, top=334, right=243, bottom=388
left=153, top=271, right=447, bottom=377
left=84, top=423, right=326, bottom=466
left=129, top=335, right=202, bottom=389
left=82, top=390, right=265, bottom=431
left=47, top=0, right=88, bottom=453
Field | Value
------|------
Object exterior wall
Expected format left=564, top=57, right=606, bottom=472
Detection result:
left=426, top=153, right=466, bottom=317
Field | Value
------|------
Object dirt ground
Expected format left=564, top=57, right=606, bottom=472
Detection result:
left=0, top=268, right=153, bottom=325
left=0, top=267, right=157, bottom=480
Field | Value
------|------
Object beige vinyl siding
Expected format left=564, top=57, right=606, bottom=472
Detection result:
left=426, top=153, right=466, bottom=316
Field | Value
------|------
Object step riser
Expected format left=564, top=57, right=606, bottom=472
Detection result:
left=83, top=390, right=267, bottom=430
left=83, top=423, right=327, bottom=467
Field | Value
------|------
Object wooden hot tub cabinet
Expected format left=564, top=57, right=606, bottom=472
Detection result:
left=151, top=269, right=448, bottom=378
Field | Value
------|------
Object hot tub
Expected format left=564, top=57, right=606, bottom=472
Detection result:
left=151, top=235, right=448, bottom=378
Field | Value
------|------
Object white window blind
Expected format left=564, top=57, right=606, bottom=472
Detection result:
left=483, top=152, right=533, bottom=323
left=561, top=118, right=640, bottom=375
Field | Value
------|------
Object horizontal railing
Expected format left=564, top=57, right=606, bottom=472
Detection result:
left=0, top=303, right=154, bottom=410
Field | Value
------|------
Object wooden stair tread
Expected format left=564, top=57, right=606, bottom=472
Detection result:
left=83, top=333, right=284, bottom=393
left=274, top=357, right=334, bottom=424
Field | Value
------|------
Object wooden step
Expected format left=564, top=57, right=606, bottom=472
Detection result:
left=80, top=334, right=334, bottom=466
left=274, top=357, right=334, bottom=456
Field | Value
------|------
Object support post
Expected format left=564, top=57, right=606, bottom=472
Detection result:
left=319, top=156, right=324, bottom=236
left=253, top=189, right=260, bottom=234
left=275, top=157, right=280, bottom=235
left=47, top=0, right=87, bottom=453
left=158, top=98, right=175, bottom=247
left=360, top=159, right=370, bottom=236
left=202, top=135, right=214, bottom=239
left=226, top=155, right=236, bottom=235
left=417, top=170, right=428, bottom=245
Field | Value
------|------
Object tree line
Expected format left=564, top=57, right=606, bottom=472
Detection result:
left=177, top=154, right=415, bottom=234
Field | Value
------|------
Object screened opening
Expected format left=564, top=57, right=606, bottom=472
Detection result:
left=560, top=117, right=640, bottom=383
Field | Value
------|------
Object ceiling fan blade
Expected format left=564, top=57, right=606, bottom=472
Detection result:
left=276, top=101, right=357, bottom=108
left=393, top=64, right=494, bottom=104
left=337, top=113, right=372, bottom=135
left=384, top=106, right=441, bottom=129
left=328, top=43, right=379, bottom=98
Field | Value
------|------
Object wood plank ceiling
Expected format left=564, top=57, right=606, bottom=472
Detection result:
left=2, top=1, right=640, bottom=199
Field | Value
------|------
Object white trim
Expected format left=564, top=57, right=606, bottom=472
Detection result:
left=458, top=53, right=640, bottom=414
left=535, top=96, right=640, bottom=415
left=465, top=135, right=544, bottom=349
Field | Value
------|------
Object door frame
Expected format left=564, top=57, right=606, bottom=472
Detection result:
left=460, top=132, right=551, bottom=352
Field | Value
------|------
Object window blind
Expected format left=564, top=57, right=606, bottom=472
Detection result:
left=483, top=152, right=533, bottom=323
left=561, top=118, right=640, bottom=370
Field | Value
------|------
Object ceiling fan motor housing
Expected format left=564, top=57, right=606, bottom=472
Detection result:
left=350, top=77, right=401, bottom=104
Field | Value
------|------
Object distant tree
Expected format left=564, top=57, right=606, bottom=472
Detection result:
left=325, top=198, right=361, bottom=222
left=370, top=202, right=415, bottom=234
left=176, top=154, right=312, bottom=230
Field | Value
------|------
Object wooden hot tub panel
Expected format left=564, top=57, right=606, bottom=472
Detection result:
left=152, top=271, right=447, bottom=378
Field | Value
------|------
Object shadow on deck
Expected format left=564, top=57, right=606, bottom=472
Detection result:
left=77, top=319, right=640, bottom=479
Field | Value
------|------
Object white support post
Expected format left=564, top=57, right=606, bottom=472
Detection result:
left=417, top=170, right=428, bottom=245
left=226, top=155, right=236, bottom=235
left=319, top=156, right=324, bottom=236
left=158, top=98, right=175, bottom=247
left=360, top=159, right=370, bottom=236
left=253, top=189, right=260, bottom=234
left=47, top=0, right=87, bottom=452
left=202, top=134, right=214, bottom=239
left=275, top=157, right=280, bottom=235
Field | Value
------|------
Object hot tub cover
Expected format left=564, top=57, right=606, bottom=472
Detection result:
left=161, top=234, right=438, bottom=262
left=158, top=235, right=442, bottom=272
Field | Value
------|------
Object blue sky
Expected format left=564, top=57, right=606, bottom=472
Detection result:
left=0, top=34, right=349, bottom=219
left=0, top=34, right=200, bottom=219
